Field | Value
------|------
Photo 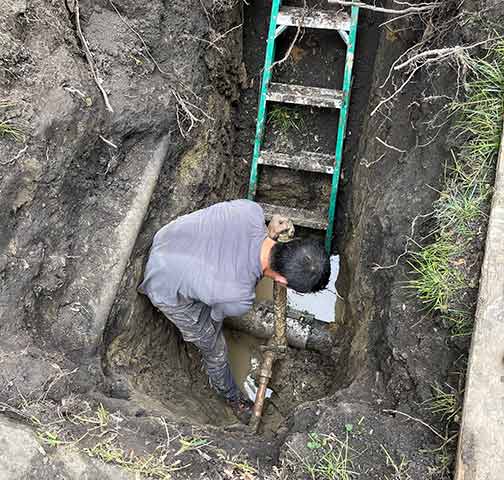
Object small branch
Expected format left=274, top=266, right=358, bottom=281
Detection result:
left=1, top=145, right=28, bottom=166
left=372, top=212, right=432, bottom=271
left=328, top=0, right=440, bottom=14
left=74, top=0, right=113, bottom=112
left=183, top=25, right=242, bottom=56
left=209, top=23, right=243, bottom=46
left=394, top=38, right=498, bottom=71
left=99, top=135, right=118, bottom=149
left=371, top=67, right=417, bottom=117
left=182, top=34, right=225, bottom=55
left=376, top=136, right=406, bottom=153
left=268, top=0, right=306, bottom=72
left=63, top=85, right=87, bottom=100
left=171, top=90, right=214, bottom=138
left=383, top=409, right=445, bottom=440
left=360, top=153, right=385, bottom=168
left=108, top=0, right=171, bottom=77
left=108, top=0, right=211, bottom=137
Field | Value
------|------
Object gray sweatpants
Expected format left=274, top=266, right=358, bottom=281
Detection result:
left=158, top=300, right=240, bottom=402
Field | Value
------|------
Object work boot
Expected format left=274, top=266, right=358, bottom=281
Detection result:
left=227, top=393, right=253, bottom=425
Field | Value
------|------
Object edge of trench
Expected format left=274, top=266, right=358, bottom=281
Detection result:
left=454, top=120, right=504, bottom=478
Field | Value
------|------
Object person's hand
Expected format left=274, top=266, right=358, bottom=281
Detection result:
left=268, top=214, right=294, bottom=240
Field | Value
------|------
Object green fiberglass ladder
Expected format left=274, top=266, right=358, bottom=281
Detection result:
left=247, top=2, right=359, bottom=252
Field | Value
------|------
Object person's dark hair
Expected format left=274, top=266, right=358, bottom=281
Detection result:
left=270, top=238, right=330, bottom=293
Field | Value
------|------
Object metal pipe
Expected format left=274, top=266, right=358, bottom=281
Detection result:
left=225, top=302, right=333, bottom=355
left=250, top=350, right=274, bottom=430
left=250, top=279, right=289, bottom=432
left=273, top=282, right=287, bottom=345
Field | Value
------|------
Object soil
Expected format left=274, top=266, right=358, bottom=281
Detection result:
left=1, top=0, right=504, bottom=478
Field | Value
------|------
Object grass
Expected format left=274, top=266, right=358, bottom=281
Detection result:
left=86, top=440, right=189, bottom=479
left=408, top=41, right=504, bottom=330
left=427, top=446, right=452, bottom=479
left=0, top=99, right=24, bottom=142
left=268, top=105, right=304, bottom=133
left=0, top=120, right=24, bottom=142
left=424, top=383, right=461, bottom=423
left=405, top=38, right=504, bottom=480
left=217, top=449, right=258, bottom=478
left=174, top=436, right=211, bottom=456
left=38, top=430, right=66, bottom=447
left=302, top=432, right=357, bottom=480
left=407, top=239, right=465, bottom=312
left=381, top=445, right=412, bottom=480
left=441, top=308, right=473, bottom=337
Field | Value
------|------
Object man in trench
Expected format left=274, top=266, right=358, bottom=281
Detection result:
left=139, top=199, right=330, bottom=423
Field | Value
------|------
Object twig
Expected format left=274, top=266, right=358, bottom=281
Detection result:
left=1, top=145, right=28, bottom=166
left=182, top=34, right=225, bottom=55
left=171, top=90, right=214, bottom=138
left=383, top=409, right=445, bottom=440
left=372, top=212, right=432, bottom=271
left=74, top=1, right=113, bottom=112
left=269, top=1, right=306, bottom=71
left=38, top=367, right=78, bottom=403
left=108, top=0, right=211, bottom=137
left=99, top=135, right=118, bottom=149
left=376, top=136, right=406, bottom=153
left=0, top=402, right=31, bottom=421
left=360, top=153, right=385, bottom=168
left=371, top=67, right=417, bottom=117
left=328, top=0, right=440, bottom=14
left=394, top=38, right=498, bottom=71
left=270, top=24, right=302, bottom=70
left=379, top=11, right=414, bottom=27
left=208, top=23, right=242, bottom=47
left=63, top=85, right=88, bottom=100
left=393, top=0, right=439, bottom=6
left=198, top=0, right=210, bottom=21
left=183, top=25, right=243, bottom=57
left=108, top=0, right=171, bottom=77
left=373, top=36, right=499, bottom=117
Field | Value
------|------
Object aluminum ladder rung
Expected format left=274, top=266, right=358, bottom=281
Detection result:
left=259, top=150, right=334, bottom=174
left=277, top=6, right=351, bottom=31
left=267, top=83, right=343, bottom=109
left=260, top=203, right=328, bottom=230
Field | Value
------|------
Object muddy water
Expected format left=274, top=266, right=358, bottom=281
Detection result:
left=224, top=329, right=272, bottom=401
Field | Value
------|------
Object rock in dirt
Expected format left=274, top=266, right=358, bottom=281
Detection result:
left=0, top=417, right=134, bottom=480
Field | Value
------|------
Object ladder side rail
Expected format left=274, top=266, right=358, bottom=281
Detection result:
left=248, top=0, right=282, bottom=199
left=325, top=6, right=359, bottom=252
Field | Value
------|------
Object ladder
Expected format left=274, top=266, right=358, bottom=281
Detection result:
left=247, top=1, right=360, bottom=252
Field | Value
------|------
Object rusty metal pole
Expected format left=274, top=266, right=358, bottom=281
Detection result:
left=249, top=225, right=292, bottom=432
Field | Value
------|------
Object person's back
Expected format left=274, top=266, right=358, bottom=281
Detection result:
left=139, top=199, right=267, bottom=319
left=139, top=199, right=330, bottom=423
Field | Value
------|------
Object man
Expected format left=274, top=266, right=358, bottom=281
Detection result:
left=139, top=200, right=330, bottom=423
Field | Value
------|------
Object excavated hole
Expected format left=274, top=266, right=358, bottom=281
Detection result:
left=103, top=0, right=379, bottom=435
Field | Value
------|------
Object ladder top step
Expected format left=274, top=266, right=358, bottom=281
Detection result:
left=267, top=83, right=343, bottom=109
left=259, top=150, right=334, bottom=175
left=260, top=203, right=328, bottom=230
left=277, top=6, right=352, bottom=31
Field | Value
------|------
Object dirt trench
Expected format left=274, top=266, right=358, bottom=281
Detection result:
left=100, top=0, right=503, bottom=477
left=1, top=0, right=503, bottom=478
